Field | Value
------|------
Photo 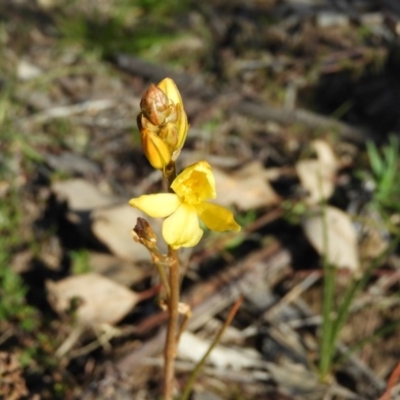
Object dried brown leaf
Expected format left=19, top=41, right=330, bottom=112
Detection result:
left=302, top=205, right=359, bottom=272
left=296, top=140, right=338, bottom=205
left=213, top=162, right=280, bottom=210
left=46, top=273, right=139, bottom=326
left=92, top=204, right=159, bottom=261
left=52, top=178, right=116, bottom=211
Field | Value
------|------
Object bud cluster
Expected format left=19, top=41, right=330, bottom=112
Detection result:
left=138, top=78, right=188, bottom=170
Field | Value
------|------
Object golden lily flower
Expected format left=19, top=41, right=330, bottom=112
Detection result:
left=138, top=78, right=189, bottom=170
left=129, top=161, right=241, bottom=249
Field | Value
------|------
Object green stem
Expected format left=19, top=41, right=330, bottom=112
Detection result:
left=320, top=233, right=400, bottom=380
left=319, top=202, right=336, bottom=381
left=332, top=236, right=400, bottom=365
left=319, top=262, right=336, bottom=380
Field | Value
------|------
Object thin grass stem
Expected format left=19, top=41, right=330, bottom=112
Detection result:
left=180, top=297, right=243, bottom=400
left=319, top=201, right=337, bottom=381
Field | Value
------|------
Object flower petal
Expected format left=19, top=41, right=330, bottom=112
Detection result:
left=140, top=126, right=171, bottom=170
left=157, top=78, right=183, bottom=107
left=129, top=194, right=180, bottom=218
left=174, top=103, right=188, bottom=151
left=196, top=202, right=241, bottom=232
left=162, top=203, right=203, bottom=249
left=171, top=161, right=216, bottom=203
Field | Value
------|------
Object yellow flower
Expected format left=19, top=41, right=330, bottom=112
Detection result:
left=129, top=161, right=241, bottom=249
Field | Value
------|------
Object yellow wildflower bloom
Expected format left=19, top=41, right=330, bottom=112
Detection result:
left=129, top=161, right=241, bottom=249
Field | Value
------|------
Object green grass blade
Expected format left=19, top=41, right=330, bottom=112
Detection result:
left=331, top=235, right=400, bottom=363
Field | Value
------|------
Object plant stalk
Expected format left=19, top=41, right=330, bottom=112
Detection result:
left=163, top=247, right=180, bottom=400
left=163, top=161, right=180, bottom=399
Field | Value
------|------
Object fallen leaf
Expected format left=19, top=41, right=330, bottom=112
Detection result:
left=17, top=60, right=42, bottom=81
left=46, top=273, right=139, bottom=326
left=52, top=179, right=159, bottom=261
left=52, top=178, right=116, bottom=211
left=296, top=140, right=338, bottom=205
left=266, top=360, right=322, bottom=394
left=178, top=331, right=262, bottom=370
left=302, top=205, right=359, bottom=272
left=92, top=204, right=161, bottom=261
left=213, top=161, right=280, bottom=210
left=46, top=152, right=99, bottom=176
left=312, top=139, right=338, bottom=170
left=88, top=252, right=148, bottom=286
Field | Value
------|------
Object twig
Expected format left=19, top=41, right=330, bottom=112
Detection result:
left=143, top=358, right=271, bottom=383
left=234, top=100, right=370, bottom=143
left=55, top=326, right=85, bottom=358
left=176, top=303, right=192, bottom=344
left=112, top=54, right=373, bottom=144
left=379, top=361, right=400, bottom=400
left=265, top=270, right=320, bottom=321
left=113, top=54, right=216, bottom=100
left=28, top=99, right=116, bottom=123
left=116, top=245, right=290, bottom=373
left=180, top=296, right=244, bottom=400
left=0, top=328, right=14, bottom=346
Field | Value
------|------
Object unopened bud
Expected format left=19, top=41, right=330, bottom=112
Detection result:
left=159, top=122, right=178, bottom=149
left=140, top=126, right=172, bottom=170
left=171, top=103, right=188, bottom=161
left=137, top=78, right=189, bottom=169
left=157, top=78, right=183, bottom=109
left=157, top=78, right=188, bottom=156
left=140, top=84, right=169, bottom=126
left=133, top=218, right=158, bottom=249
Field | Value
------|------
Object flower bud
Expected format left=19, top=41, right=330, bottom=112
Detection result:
left=159, top=122, right=178, bottom=149
left=157, top=78, right=188, bottom=156
left=140, top=84, right=170, bottom=126
left=171, top=103, right=188, bottom=161
left=138, top=111, right=158, bottom=134
left=139, top=121, right=172, bottom=170
left=133, top=217, right=157, bottom=249
left=137, top=78, right=189, bottom=169
left=157, top=78, right=183, bottom=109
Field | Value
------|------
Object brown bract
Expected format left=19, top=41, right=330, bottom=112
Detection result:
left=140, top=84, right=171, bottom=126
